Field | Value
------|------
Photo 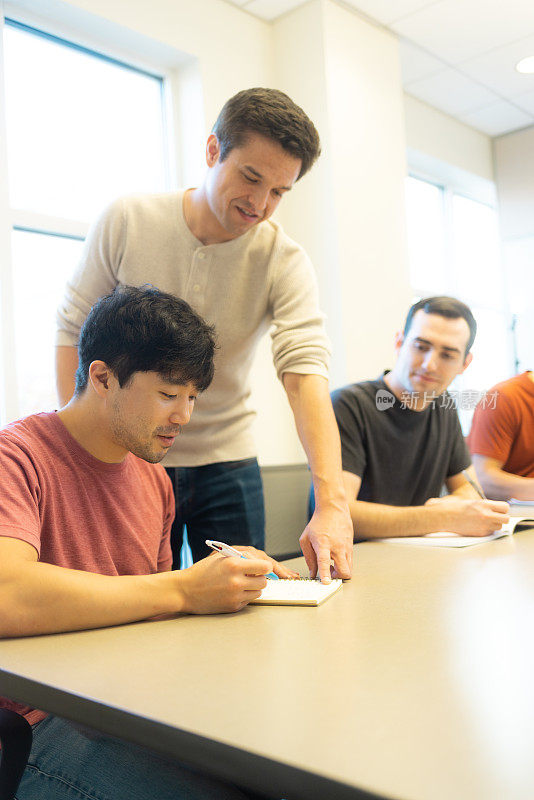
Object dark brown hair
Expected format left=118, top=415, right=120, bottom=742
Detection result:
left=75, top=285, right=216, bottom=395
left=404, top=296, right=477, bottom=355
left=212, top=88, right=321, bottom=180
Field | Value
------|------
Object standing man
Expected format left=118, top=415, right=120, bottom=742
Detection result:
left=55, top=87, right=352, bottom=583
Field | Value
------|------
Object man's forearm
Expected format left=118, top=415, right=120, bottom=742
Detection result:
left=282, top=372, right=352, bottom=580
left=283, top=373, right=345, bottom=505
left=56, top=345, right=79, bottom=407
left=349, top=500, right=446, bottom=539
left=449, top=484, right=479, bottom=499
left=0, top=561, right=179, bottom=638
left=478, top=468, right=534, bottom=501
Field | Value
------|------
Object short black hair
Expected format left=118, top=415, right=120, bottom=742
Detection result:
left=403, top=296, right=477, bottom=355
left=212, top=87, right=321, bottom=180
left=75, top=285, right=216, bottom=395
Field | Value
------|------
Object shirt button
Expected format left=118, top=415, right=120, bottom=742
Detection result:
left=198, top=252, right=205, bottom=260
left=193, top=284, right=201, bottom=292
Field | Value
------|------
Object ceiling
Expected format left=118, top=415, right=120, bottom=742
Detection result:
left=224, top=0, right=534, bottom=138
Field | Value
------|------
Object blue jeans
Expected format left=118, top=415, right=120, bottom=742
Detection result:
left=16, top=715, right=264, bottom=800
left=166, top=458, right=265, bottom=568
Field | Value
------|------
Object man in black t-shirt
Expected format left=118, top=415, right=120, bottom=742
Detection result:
left=333, top=296, right=509, bottom=539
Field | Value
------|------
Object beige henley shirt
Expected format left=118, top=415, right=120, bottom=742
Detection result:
left=56, top=192, right=330, bottom=467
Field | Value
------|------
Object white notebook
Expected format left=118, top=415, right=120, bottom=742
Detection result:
left=250, top=578, right=342, bottom=606
left=378, top=516, right=534, bottom=548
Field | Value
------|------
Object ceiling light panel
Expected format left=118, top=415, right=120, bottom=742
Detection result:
left=391, top=0, right=534, bottom=65
left=340, top=0, right=435, bottom=25
left=399, top=39, right=447, bottom=84
left=459, top=34, right=534, bottom=96
left=459, top=100, right=533, bottom=136
left=406, top=68, right=499, bottom=116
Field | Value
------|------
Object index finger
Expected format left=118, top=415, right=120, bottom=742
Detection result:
left=233, top=546, right=299, bottom=579
left=270, top=560, right=300, bottom=579
left=487, top=500, right=510, bottom=514
left=489, top=511, right=509, bottom=525
left=238, top=557, right=273, bottom=576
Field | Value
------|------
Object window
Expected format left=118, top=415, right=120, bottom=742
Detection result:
left=405, top=177, right=447, bottom=295
left=0, top=17, right=170, bottom=421
left=405, top=174, right=512, bottom=432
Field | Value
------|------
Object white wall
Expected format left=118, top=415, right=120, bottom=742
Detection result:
left=271, top=0, right=343, bottom=376
left=322, top=1, right=411, bottom=382
left=63, top=0, right=272, bottom=119
left=250, top=0, right=413, bottom=463
left=250, top=0, right=341, bottom=466
left=404, top=93, right=494, bottom=182
left=494, top=126, right=534, bottom=371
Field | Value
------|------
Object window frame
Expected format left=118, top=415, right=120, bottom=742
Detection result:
left=406, top=170, right=507, bottom=312
left=0, top=9, right=178, bottom=423
left=405, top=158, right=515, bottom=431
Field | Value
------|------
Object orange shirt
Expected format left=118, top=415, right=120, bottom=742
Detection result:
left=468, top=372, right=534, bottom=477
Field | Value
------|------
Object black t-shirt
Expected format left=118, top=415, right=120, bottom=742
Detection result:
left=332, top=375, right=471, bottom=506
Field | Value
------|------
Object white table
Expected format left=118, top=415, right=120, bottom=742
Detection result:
left=2, top=533, right=534, bottom=799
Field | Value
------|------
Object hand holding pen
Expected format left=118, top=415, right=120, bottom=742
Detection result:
left=425, top=471, right=509, bottom=536
left=175, top=546, right=280, bottom=614
left=205, top=540, right=299, bottom=580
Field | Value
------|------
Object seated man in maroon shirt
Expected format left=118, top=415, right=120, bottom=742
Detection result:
left=0, top=285, right=295, bottom=800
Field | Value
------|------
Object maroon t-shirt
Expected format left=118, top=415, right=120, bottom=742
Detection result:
left=0, top=412, right=174, bottom=724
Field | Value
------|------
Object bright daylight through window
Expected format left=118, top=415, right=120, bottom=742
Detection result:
left=1, top=19, right=168, bottom=419
left=405, top=175, right=511, bottom=432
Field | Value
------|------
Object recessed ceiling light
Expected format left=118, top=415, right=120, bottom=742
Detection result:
left=516, top=56, right=534, bottom=74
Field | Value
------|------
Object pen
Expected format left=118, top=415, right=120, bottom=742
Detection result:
left=205, top=539, right=279, bottom=580
left=462, top=470, right=513, bottom=538
left=462, top=469, right=486, bottom=499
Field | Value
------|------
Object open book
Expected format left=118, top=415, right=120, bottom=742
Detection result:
left=510, top=499, right=534, bottom=517
left=378, top=511, right=534, bottom=548
left=250, top=578, right=342, bottom=606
